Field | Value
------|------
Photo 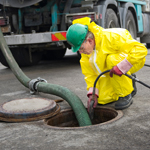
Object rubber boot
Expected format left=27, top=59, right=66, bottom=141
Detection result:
left=115, top=94, right=133, bottom=110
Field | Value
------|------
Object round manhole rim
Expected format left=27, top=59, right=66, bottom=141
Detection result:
left=44, top=106, right=123, bottom=130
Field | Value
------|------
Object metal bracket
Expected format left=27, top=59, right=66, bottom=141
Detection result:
left=29, top=77, right=47, bottom=94
left=81, top=1, right=93, bottom=11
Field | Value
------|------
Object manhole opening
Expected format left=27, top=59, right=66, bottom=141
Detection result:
left=44, top=107, right=123, bottom=129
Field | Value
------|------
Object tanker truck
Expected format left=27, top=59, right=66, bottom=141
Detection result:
left=0, top=0, right=149, bottom=67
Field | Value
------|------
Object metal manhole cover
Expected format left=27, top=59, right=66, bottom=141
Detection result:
left=0, top=98, right=60, bottom=122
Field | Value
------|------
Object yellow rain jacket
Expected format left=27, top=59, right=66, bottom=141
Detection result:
left=73, top=17, right=147, bottom=104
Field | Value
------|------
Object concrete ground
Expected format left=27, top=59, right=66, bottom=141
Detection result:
left=0, top=49, right=150, bottom=150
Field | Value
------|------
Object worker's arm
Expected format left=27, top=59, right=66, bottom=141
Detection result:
left=125, top=41, right=147, bottom=65
left=103, top=29, right=147, bottom=75
left=80, top=53, right=100, bottom=91
left=80, top=53, right=99, bottom=111
left=103, top=29, right=147, bottom=63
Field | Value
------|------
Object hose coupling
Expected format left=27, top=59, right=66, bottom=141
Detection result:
left=29, top=77, right=47, bottom=94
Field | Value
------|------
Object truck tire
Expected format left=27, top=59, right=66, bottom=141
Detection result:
left=125, top=10, right=137, bottom=39
left=0, top=48, right=42, bottom=67
left=43, top=48, right=66, bottom=60
left=146, top=43, right=150, bottom=48
left=104, top=9, right=120, bottom=28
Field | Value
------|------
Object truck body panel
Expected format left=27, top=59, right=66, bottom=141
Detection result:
left=4, top=31, right=67, bottom=45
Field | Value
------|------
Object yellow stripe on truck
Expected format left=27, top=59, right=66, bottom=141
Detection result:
left=54, top=33, right=66, bottom=40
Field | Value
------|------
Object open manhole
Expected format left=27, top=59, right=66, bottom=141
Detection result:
left=44, top=106, right=123, bottom=129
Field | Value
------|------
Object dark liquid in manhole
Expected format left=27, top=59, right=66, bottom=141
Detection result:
left=45, top=107, right=123, bottom=128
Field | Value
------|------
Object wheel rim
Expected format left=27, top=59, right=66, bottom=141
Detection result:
left=108, top=20, right=116, bottom=28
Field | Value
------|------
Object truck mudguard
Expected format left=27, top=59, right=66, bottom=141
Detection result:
left=141, top=13, right=150, bottom=37
left=97, top=0, right=117, bottom=27
left=119, top=2, right=139, bottom=32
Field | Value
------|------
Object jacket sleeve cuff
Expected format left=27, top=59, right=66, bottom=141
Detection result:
left=87, top=87, right=99, bottom=98
left=117, top=58, right=133, bottom=74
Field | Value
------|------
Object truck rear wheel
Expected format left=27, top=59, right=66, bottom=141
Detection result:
left=125, top=10, right=137, bottom=39
left=146, top=43, right=150, bottom=48
left=105, top=9, right=120, bottom=28
left=0, top=48, right=42, bottom=67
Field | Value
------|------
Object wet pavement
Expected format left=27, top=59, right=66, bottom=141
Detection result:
left=0, top=49, right=150, bottom=150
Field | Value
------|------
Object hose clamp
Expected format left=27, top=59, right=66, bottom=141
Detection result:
left=29, top=77, right=47, bottom=94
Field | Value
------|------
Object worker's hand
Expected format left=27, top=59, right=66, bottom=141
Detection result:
left=110, top=66, right=123, bottom=77
left=87, top=94, right=98, bottom=112
left=110, top=59, right=133, bottom=77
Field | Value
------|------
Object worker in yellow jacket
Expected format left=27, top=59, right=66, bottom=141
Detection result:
left=66, top=17, right=147, bottom=110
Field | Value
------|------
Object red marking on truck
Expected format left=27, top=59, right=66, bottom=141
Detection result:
left=0, top=18, right=7, bottom=26
left=51, top=34, right=59, bottom=41
left=51, top=32, right=66, bottom=41
left=61, top=32, right=66, bottom=38
left=100, top=14, right=102, bottom=19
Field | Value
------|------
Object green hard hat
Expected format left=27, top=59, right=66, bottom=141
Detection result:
left=66, top=23, right=88, bottom=52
